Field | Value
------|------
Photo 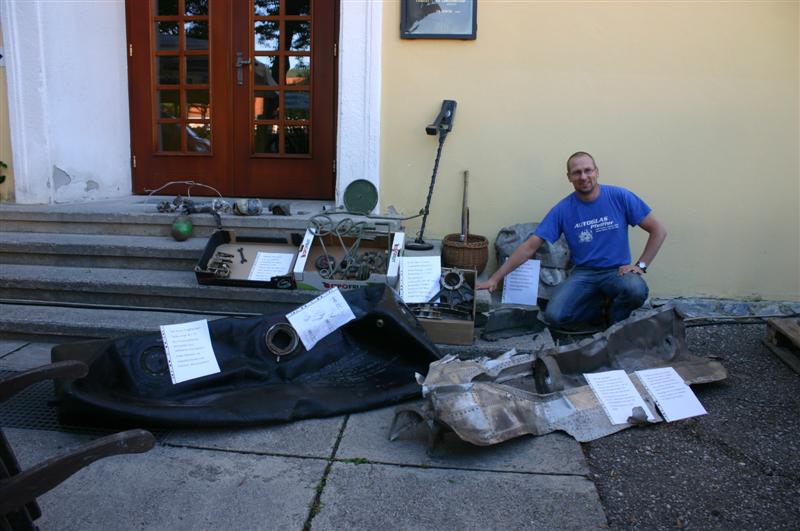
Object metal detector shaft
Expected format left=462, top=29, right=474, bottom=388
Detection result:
left=407, top=132, right=447, bottom=250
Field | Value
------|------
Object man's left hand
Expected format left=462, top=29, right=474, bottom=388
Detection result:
left=618, top=264, right=644, bottom=276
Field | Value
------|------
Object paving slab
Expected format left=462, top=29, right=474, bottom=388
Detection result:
left=5, top=427, right=326, bottom=531
left=337, top=405, right=588, bottom=475
left=313, top=461, right=606, bottom=530
left=0, top=342, right=55, bottom=371
left=0, top=339, right=27, bottom=357
left=164, top=416, right=346, bottom=458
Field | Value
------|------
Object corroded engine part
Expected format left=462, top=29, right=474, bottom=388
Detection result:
left=391, top=306, right=727, bottom=445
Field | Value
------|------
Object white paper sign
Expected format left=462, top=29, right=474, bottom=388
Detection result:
left=501, top=259, right=541, bottom=306
left=636, top=367, right=707, bottom=422
left=286, top=287, right=356, bottom=350
left=160, top=319, right=220, bottom=384
left=399, top=256, right=441, bottom=304
left=248, top=251, right=295, bottom=281
left=584, top=370, right=656, bottom=425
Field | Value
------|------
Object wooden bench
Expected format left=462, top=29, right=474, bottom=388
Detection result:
left=763, top=317, right=800, bottom=374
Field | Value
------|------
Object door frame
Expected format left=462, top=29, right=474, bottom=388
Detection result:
left=334, top=0, right=382, bottom=209
left=1, top=0, right=383, bottom=209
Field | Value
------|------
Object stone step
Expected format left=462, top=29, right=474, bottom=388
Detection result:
left=0, top=231, right=207, bottom=270
left=0, top=303, right=229, bottom=342
left=0, top=264, right=317, bottom=314
left=0, top=197, right=397, bottom=237
left=0, top=302, right=508, bottom=359
left=0, top=208, right=313, bottom=237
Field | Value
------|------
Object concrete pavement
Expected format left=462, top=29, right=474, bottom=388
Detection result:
left=0, top=339, right=607, bottom=530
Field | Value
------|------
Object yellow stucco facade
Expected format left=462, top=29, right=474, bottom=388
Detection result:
left=380, top=0, right=800, bottom=300
left=0, top=23, right=13, bottom=202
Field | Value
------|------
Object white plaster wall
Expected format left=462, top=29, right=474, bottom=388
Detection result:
left=41, top=1, right=131, bottom=202
left=2, top=0, right=131, bottom=203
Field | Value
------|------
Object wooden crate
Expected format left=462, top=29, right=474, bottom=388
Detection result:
left=416, top=269, right=477, bottom=346
left=762, top=317, right=800, bottom=374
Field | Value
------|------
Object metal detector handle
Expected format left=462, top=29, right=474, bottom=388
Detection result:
left=425, top=100, right=457, bottom=136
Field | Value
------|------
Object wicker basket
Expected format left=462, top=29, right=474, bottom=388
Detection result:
left=441, top=233, right=489, bottom=274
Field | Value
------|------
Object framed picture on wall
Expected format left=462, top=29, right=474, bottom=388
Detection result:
left=400, top=0, right=477, bottom=40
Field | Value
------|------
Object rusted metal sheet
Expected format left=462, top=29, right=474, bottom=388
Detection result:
left=391, top=306, right=727, bottom=445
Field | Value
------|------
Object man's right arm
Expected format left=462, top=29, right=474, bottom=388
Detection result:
left=476, top=235, right=544, bottom=292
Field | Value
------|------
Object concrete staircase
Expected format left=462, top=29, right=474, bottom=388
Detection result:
left=0, top=196, right=357, bottom=342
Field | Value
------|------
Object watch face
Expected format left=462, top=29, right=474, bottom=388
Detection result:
left=637, top=262, right=647, bottom=270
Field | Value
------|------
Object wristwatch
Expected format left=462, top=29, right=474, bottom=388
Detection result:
left=636, top=261, right=648, bottom=273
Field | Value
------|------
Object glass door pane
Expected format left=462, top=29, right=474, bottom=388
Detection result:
left=153, top=0, right=211, bottom=153
left=252, top=0, right=311, bottom=155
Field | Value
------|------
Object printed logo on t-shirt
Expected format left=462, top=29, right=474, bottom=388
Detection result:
left=579, top=230, right=593, bottom=243
left=574, top=216, right=619, bottom=231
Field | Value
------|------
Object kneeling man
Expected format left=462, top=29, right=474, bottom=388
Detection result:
left=477, top=152, right=667, bottom=327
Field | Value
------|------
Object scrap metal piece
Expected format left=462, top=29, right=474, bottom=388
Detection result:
left=410, top=268, right=475, bottom=322
left=481, top=307, right=546, bottom=341
left=388, top=402, right=444, bottom=446
left=395, top=306, right=727, bottom=445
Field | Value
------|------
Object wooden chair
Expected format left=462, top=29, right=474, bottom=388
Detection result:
left=0, top=361, right=154, bottom=530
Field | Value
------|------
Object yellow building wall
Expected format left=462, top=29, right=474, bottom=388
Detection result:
left=380, top=1, right=800, bottom=300
left=0, top=23, right=14, bottom=202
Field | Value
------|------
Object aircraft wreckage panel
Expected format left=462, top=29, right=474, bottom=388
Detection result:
left=392, top=306, right=726, bottom=444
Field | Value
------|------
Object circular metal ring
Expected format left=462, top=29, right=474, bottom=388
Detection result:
left=140, top=346, right=169, bottom=377
left=265, top=323, right=300, bottom=358
left=308, top=214, right=333, bottom=236
left=315, top=254, right=336, bottom=271
left=441, top=270, right=465, bottom=291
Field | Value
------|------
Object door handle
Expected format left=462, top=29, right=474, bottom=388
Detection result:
left=235, top=52, right=251, bottom=85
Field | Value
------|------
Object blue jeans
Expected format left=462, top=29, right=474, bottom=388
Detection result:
left=542, top=267, right=649, bottom=327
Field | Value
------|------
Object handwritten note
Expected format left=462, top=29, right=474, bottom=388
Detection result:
left=286, top=287, right=356, bottom=350
left=248, top=251, right=295, bottom=281
left=584, top=370, right=655, bottom=425
left=399, top=256, right=441, bottom=304
left=636, top=367, right=707, bottom=422
left=160, top=319, right=220, bottom=384
left=501, top=259, right=540, bottom=306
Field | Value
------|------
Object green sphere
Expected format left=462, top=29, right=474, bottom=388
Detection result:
left=171, top=215, right=193, bottom=241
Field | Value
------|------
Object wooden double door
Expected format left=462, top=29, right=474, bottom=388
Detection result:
left=126, top=0, right=337, bottom=198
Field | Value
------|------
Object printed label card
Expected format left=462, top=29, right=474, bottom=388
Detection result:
left=399, top=255, right=442, bottom=304
left=160, top=319, right=220, bottom=384
left=501, top=259, right=540, bottom=306
left=636, top=367, right=707, bottom=422
left=584, top=370, right=656, bottom=425
left=286, top=287, right=356, bottom=350
left=248, top=251, right=295, bottom=281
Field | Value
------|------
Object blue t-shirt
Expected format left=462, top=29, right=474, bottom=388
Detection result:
left=533, top=185, right=651, bottom=268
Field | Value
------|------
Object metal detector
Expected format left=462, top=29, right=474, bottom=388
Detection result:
left=406, top=100, right=457, bottom=251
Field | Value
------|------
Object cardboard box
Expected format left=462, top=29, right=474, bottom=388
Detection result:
left=415, top=269, right=476, bottom=345
left=293, top=229, right=404, bottom=291
left=195, top=229, right=301, bottom=289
